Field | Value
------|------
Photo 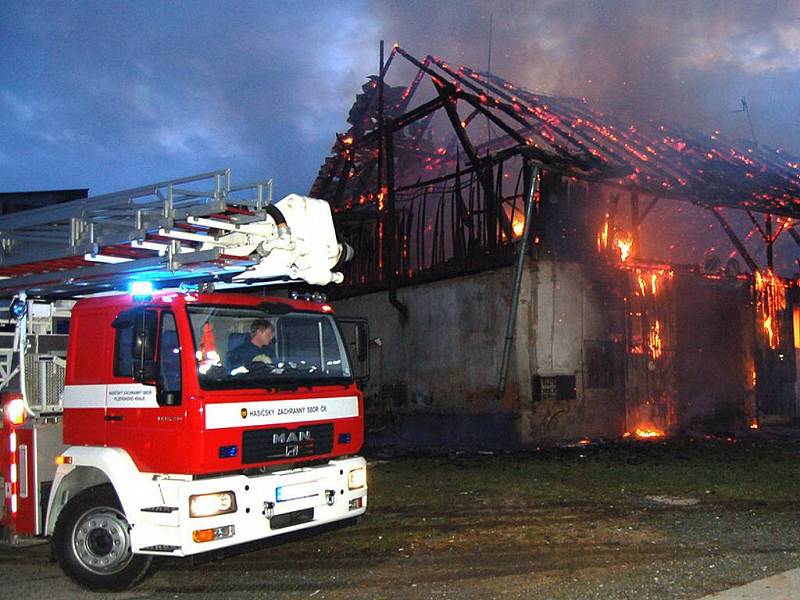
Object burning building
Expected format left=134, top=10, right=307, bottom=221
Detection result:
left=311, top=46, right=800, bottom=449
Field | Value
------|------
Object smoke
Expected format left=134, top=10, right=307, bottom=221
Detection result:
left=374, top=0, right=800, bottom=151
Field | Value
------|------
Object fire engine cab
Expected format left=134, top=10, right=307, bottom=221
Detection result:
left=0, top=171, right=368, bottom=590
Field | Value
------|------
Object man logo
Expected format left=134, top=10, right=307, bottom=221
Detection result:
left=273, top=431, right=311, bottom=444
left=240, top=408, right=248, bottom=419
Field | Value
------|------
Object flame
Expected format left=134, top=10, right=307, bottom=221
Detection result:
left=623, top=425, right=666, bottom=439
left=377, top=187, right=387, bottom=211
left=615, top=234, right=633, bottom=262
left=647, top=319, right=663, bottom=360
left=754, top=269, right=787, bottom=350
left=512, top=215, right=526, bottom=237
left=596, top=216, right=610, bottom=252
left=764, top=315, right=775, bottom=347
left=634, top=427, right=664, bottom=438
left=750, top=420, right=759, bottom=430
left=637, top=273, right=647, bottom=296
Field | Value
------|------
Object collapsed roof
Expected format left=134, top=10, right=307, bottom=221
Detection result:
left=312, top=47, right=800, bottom=219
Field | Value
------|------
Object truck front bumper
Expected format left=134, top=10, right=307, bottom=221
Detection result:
left=132, top=456, right=367, bottom=557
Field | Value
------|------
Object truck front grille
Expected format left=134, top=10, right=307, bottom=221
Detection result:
left=241, top=423, right=334, bottom=464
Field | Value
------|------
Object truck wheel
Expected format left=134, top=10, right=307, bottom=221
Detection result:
left=53, top=484, right=153, bottom=591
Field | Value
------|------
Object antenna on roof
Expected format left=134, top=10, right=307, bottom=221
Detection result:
left=732, top=96, right=758, bottom=146
left=486, top=14, right=495, bottom=145
left=487, top=13, right=493, bottom=74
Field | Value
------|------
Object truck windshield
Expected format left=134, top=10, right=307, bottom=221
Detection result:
left=186, top=305, right=352, bottom=390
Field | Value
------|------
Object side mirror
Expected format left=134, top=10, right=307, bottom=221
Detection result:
left=356, top=322, right=368, bottom=363
left=132, top=310, right=158, bottom=361
left=132, top=310, right=158, bottom=383
left=336, top=317, right=370, bottom=383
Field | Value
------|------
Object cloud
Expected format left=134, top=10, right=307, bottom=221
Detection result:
left=0, top=0, right=798, bottom=197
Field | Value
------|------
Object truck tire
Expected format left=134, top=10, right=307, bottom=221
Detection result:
left=53, top=484, right=153, bottom=591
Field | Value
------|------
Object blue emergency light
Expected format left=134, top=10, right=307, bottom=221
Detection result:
left=129, top=281, right=154, bottom=300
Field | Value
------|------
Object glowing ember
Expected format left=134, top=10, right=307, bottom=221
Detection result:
left=749, top=421, right=759, bottom=430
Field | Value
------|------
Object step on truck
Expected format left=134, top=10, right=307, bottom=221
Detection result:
left=0, top=171, right=369, bottom=590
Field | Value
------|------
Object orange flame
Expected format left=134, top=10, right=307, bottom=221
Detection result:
left=596, top=215, right=610, bottom=252
left=754, top=270, right=786, bottom=350
left=647, top=320, right=663, bottom=360
left=623, top=425, right=666, bottom=439
left=615, top=233, right=633, bottom=262
left=634, top=427, right=664, bottom=438
left=512, top=219, right=525, bottom=238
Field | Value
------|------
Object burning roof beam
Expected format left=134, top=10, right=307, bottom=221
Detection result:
left=711, top=207, right=760, bottom=273
left=433, top=79, right=512, bottom=244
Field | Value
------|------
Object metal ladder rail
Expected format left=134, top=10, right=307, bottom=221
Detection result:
left=0, top=171, right=273, bottom=270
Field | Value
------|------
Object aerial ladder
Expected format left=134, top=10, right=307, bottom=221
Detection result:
left=0, top=168, right=353, bottom=298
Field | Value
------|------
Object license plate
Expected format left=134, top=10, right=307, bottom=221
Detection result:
left=276, top=482, right=319, bottom=503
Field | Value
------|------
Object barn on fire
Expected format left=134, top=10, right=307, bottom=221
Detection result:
left=311, top=46, right=800, bottom=450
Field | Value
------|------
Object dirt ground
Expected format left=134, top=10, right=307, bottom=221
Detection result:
left=2, top=432, right=800, bottom=599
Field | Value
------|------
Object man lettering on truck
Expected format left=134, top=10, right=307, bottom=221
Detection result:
left=228, top=318, right=276, bottom=370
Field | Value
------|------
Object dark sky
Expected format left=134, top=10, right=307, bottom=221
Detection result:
left=2, top=0, right=799, bottom=198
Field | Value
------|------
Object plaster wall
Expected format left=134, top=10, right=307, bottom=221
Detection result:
left=520, top=261, right=626, bottom=443
left=334, top=260, right=625, bottom=449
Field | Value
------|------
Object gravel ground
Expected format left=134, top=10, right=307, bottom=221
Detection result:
left=2, top=436, right=800, bottom=599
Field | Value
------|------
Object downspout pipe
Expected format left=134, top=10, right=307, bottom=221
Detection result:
left=497, top=163, right=539, bottom=399
left=380, top=40, right=408, bottom=321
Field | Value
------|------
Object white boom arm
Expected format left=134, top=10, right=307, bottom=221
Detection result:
left=200, top=194, right=351, bottom=286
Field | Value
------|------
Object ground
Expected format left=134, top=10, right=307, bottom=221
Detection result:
left=2, top=433, right=800, bottom=599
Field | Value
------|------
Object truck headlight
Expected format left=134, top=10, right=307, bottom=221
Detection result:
left=189, top=491, right=237, bottom=518
left=348, top=466, right=366, bottom=490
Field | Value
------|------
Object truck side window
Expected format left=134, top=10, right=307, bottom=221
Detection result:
left=113, top=308, right=158, bottom=378
left=114, top=322, right=135, bottom=377
left=158, top=312, right=181, bottom=395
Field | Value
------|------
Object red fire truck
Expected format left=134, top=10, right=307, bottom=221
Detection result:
left=0, top=171, right=368, bottom=590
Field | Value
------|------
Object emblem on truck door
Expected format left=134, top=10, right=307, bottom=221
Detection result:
left=241, top=408, right=248, bottom=419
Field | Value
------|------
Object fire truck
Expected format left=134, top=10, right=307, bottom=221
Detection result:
left=0, top=171, right=368, bottom=590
